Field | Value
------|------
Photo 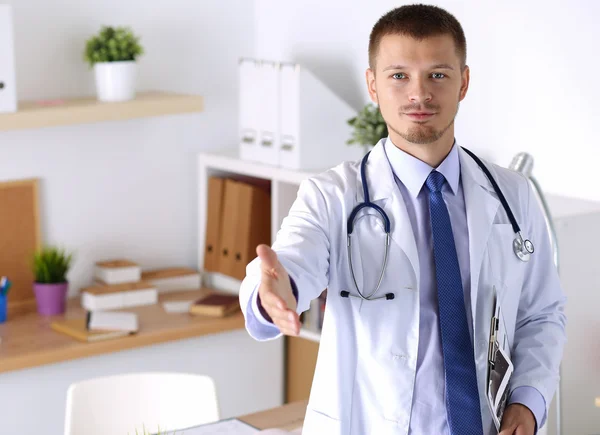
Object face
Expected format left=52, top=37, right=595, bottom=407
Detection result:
left=366, top=33, right=469, bottom=146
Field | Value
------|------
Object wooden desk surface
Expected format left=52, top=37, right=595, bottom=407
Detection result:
left=0, top=288, right=245, bottom=374
left=239, top=400, right=308, bottom=431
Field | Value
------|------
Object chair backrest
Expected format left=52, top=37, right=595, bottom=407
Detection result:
left=64, top=372, right=220, bottom=435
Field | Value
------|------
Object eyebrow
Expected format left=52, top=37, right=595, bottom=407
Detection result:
left=382, top=63, right=455, bottom=71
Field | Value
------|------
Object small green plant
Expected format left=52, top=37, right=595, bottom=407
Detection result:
left=346, top=103, right=388, bottom=148
left=84, top=25, right=144, bottom=67
left=32, top=246, right=73, bottom=284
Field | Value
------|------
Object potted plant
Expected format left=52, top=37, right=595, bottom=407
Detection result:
left=32, top=246, right=73, bottom=316
left=84, top=25, right=144, bottom=102
left=347, top=103, right=388, bottom=151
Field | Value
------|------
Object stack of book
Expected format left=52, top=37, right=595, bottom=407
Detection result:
left=81, top=259, right=202, bottom=311
left=51, top=311, right=139, bottom=343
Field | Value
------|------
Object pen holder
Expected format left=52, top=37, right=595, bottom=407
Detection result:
left=0, top=294, right=6, bottom=323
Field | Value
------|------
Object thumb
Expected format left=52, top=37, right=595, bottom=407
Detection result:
left=257, top=244, right=282, bottom=275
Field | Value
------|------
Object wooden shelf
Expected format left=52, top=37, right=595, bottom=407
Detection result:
left=0, top=288, right=244, bottom=374
left=0, top=91, right=204, bottom=132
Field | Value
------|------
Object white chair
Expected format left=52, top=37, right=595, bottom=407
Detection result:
left=64, top=372, right=220, bottom=435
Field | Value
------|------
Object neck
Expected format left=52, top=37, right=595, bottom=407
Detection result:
left=388, top=128, right=455, bottom=168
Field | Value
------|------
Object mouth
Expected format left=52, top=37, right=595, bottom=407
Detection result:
left=404, top=112, right=436, bottom=121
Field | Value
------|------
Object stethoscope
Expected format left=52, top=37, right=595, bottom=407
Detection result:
left=341, top=146, right=535, bottom=302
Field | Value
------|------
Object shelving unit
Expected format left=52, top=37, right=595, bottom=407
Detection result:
left=0, top=91, right=204, bottom=131
left=196, top=148, right=325, bottom=343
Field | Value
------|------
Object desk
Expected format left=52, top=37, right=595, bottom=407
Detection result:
left=0, top=289, right=244, bottom=373
left=0, top=289, right=284, bottom=434
left=239, top=400, right=307, bottom=431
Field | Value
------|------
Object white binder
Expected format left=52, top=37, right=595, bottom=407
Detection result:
left=256, top=60, right=280, bottom=166
left=238, top=58, right=280, bottom=167
left=0, top=5, right=17, bottom=113
left=279, top=63, right=364, bottom=171
left=239, top=58, right=260, bottom=162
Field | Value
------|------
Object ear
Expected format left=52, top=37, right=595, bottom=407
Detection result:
left=459, top=65, right=470, bottom=102
left=366, top=68, right=378, bottom=104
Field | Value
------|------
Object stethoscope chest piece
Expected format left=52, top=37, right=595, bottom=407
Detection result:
left=513, top=232, right=535, bottom=262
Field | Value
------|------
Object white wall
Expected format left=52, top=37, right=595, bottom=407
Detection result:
left=254, top=0, right=600, bottom=202
left=1, top=0, right=255, bottom=295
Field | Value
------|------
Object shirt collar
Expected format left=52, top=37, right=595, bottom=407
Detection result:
left=384, top=136, right=461, bottom=198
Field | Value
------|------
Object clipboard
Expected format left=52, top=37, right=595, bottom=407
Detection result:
left=487, top=286, right=514, bottom=430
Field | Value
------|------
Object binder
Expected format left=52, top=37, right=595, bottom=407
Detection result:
left=218, top=179, right=271, bottom=281
left=218, top=179, right=242, bottom=278
left=0, top=5, right=17, bottom=113
left=256, top=60, right=281, bottom=166
left=239, top=59, right=280, bottom=167
left=239, top=59, right=260, bottom=162
left=231, top=181, right=271, bottom=280
left=279, top=62, right=364, bottom=170
left=203, top=176, right=226, bottom=272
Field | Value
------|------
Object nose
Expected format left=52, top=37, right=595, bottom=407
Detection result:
left=408, top=77, right=432, bottom=104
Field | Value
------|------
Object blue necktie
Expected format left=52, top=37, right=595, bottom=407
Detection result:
left=426, top=171, right=483, bottom=434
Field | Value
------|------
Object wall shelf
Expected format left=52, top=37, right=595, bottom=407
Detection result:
left=0, top=91, right=204, bottom=132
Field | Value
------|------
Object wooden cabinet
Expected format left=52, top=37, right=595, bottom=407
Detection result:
left=285, top=335, right=320, bottom=403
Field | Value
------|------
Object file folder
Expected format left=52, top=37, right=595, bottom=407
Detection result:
left=279, top=62, right=364, bottom=170
left=0, top=5, right=17, bottom=113
left=203, top=176, right=226, bottom=272
left=218, top=179, right=271, bottom=281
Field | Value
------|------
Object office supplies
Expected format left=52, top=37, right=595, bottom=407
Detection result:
left=218, top=179, right=271, bottom=280
left=94, top=259, right=141, bottom=284
left=189, top=292, right=240, bottom=317
left=141, top=267, right=201, bottom=293
left=81, top=281, right=158, bottom=311
left=203, top=176, right=226, bottom=272
left=86, top=310, right=139, bottom=332
left=0, top=292, right=7, bottom=323
left=278, top=62, right=363, bottom=170
left=0, top=179, right=41, bottom=317
left=0, top=5, right=17, bottom=113
left=51, top=317, right=134, bottom=342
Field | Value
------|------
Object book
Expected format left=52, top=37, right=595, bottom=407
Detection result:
left=51, top=317, right=134, bottom=343
left=86, top=310, right=139, bottom=332
left=81, top=281, right=158, bottom=311
left=189, top=292, right=240, bottom=317
left=94, top=259, right=141, bottom=285
left=141, top=267, right=201, bottom=293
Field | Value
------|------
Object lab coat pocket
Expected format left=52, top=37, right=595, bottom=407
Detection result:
left=302, top=408, right=341, bottom=435
left=488, top=224, right=526, bottom=303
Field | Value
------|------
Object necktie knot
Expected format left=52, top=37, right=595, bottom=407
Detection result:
left=426, top=171, right=446, bottom=193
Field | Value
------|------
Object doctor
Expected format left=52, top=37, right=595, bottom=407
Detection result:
left=239, top=4, right=566, bottom=435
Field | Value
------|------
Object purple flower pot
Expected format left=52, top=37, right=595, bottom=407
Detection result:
left=33, top=282, right=68, bottom=316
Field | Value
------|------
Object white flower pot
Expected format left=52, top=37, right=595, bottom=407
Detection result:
left=94, top=61, right=137, bottom=102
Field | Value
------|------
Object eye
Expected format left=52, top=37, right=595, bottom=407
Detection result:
left=432, top=72, right=446, bottom=79
left=392, top=73, right=406, bottom=80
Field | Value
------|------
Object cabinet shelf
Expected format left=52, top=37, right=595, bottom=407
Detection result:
left=0, top=91, right=204, bottom=132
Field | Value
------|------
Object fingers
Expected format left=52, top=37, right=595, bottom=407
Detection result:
left=257, top=244, right=287, bottom=279
left=498, top=426, right=517, bottom=435
left=274, top=310, right=301, bottom=336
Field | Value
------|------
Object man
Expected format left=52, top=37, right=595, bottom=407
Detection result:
left=239, top=4, right=566, bottom=435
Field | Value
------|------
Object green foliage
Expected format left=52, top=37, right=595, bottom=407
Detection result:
left=347, top=103, right=388, bottom=147
left=84, top=25, right=144, bottom=67
left=32, top=246, right=73, bottom=284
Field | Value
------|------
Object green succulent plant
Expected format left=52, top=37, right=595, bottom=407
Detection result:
left=347, top=103, right=388, bottom=148
left=32, top=246, right=73, bottom=284
left=84, top=25, right=144, bottom=67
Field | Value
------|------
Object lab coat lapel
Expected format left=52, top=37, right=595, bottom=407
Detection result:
left=459, top=147, right=500, bottom=330
left=358, top=139, right=420, bottom=290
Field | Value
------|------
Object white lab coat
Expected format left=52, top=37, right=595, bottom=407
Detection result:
left=239, top=139, right=566, bottom=435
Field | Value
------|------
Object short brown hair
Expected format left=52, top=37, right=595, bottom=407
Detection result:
left=368, top=4, right=467, bottom=71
